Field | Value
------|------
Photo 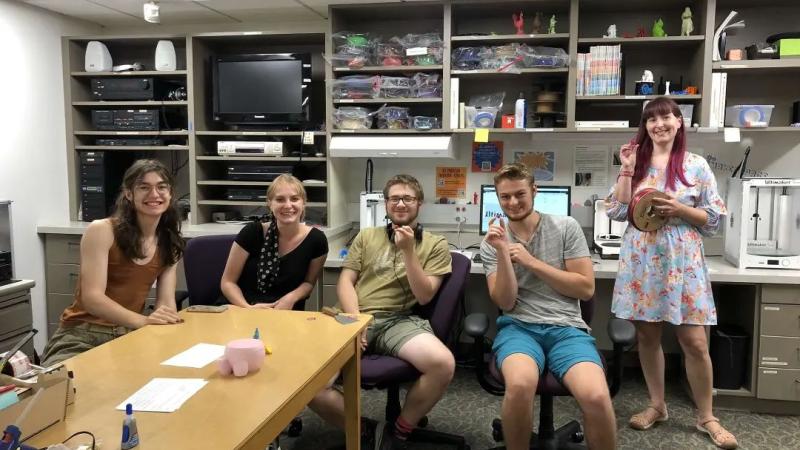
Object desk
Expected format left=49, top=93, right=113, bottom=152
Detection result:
left=0, top=279, right=35, bottom=357
left=27, top=308, right=371, bottom=450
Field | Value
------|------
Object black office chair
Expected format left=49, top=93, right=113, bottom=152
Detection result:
left=465, top=299, right=635, bottom=449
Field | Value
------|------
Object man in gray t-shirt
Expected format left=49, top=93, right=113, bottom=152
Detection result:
left=480, top=163, right=616, bottom=450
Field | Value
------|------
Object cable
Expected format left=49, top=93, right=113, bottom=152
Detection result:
left=364, top=158, right=373, bottom=193
left=54, top=430, right=96, bottom=450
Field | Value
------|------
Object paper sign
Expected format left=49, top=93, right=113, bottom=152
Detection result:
left=302, top=131, right=315, bottom=145
left=472, top=141, right=503, bottom=172
left=474, top=128, right=489, bottom=143
left=724, top=127, right=741, bottom=143
left=435, top=167, right=467, bottom=202
left=406, top=47, right=428, bottom=56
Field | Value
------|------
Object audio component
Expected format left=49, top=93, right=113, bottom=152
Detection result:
left=217, top=141, right=283, bottom=156
left=91, top=109, right=159, bottom=131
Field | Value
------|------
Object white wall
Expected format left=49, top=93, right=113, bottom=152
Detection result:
left=0, top=0, right=99, bottom=350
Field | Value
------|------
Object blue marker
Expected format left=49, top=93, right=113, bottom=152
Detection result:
left=253, top=328, right=260, bottom=340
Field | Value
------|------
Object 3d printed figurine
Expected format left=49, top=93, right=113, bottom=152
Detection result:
left=681, top=7, right=694, bottom=36
left=664, top=81, right=671, bottom=95
left=603, top=24, right=618, bottom=38
left=635, top=70, right=655, bottom=95
left=217, top=338, right=265, bottom=377
left=652, top=18, right=667, bottom=37
left=642, top=70, right=654, bottom=82
left=549, top=15, right=557, bottom=34
left=512, top=11, right=525, bottom=35
left=636, top=26, right=648, bottom=37
left=532, top=12, right=543, bottom=34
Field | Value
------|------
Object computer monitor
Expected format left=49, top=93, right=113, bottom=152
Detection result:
left=479, top=185, right=572, bottom=235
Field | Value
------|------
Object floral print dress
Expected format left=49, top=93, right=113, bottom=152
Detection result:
left=607, top=152, right=727, bottom=325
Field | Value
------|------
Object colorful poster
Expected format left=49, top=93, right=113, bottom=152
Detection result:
left=435, top=166, right=467, bottom=203
left=471, top=141, right=503, bottom=172
left=514, top=151, right=556, bottom=182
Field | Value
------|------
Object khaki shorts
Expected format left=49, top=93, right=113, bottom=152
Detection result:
left=366, top=313, right=434, bottom=357
left=41, top=322, right=129, bottom=367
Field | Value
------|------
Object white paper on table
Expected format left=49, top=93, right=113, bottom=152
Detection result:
left=161, top=343, right=225, bottom=368
left=116, top=378, right=208, bottom=413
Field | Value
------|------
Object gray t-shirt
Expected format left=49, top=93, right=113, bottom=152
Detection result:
left=480, top=213, right=592, bottom=329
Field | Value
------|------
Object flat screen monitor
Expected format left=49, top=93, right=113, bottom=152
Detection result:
left=479, top=185, right=571, bottom=235
left=212, top=53, right=311, bottom=127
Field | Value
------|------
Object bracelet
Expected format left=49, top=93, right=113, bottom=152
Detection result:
left=618, top=170, right=634, bottom=177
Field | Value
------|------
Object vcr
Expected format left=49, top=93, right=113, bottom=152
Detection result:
left=226, top=164, right=292, bottom=181
left=91, top=109, right=159, bottom=131
left=96, top=138, right=164, bottom=146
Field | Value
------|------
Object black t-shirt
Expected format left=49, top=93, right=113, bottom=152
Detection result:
left=233, top=221, right=328, bottom=309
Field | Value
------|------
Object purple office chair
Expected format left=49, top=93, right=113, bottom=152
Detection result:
left=465, top=298, right=635, bottom=449
left=361, top=252, right=471, bottom=450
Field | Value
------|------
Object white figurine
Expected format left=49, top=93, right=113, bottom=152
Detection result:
left=664, top=81, right=671, bottom=95
left=642, top=70, right=654, bottom=82
left=681, top=7, right=694, bottom=36
left=603, top=24, right=617, bottom=38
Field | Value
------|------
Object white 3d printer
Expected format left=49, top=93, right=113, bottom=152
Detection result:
left=593, top=199, right=628, bottom=259
left=724, top=177, right=800, bottom=269
left=359, top=159, right=387, bottom=229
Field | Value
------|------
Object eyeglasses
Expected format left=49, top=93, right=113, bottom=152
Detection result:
left=134, top=183, right=170, bottom=195
left=387, top=195, right=418, bottom=205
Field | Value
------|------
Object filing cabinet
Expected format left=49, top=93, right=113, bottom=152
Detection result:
left=757, top=285, right=800, bottom=401
left=0, top=288, right=34, bottom=359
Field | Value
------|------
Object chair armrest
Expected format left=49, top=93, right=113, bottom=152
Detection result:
left=175, top=290, right=189, bottom=310
left=607, top=318, right=636, bottom=346
left=464, top=313, right=489, bottom=338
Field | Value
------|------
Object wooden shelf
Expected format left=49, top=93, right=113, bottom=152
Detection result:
left=71, top=70, right=187, bottom=77
left=452, top=128, right=565, bottom=134
left=333, top=65, right=442, bottom=73
left=712, top=60, right=800, bottom=72
left=575, top=95, right=702, bottom=101
left=195, top=131, right=325, bottom=136
left=74, top=130, right=189, bottom=136
left=198, top=180, right=327, bottom=187
left=451, top=68, right=568, bottom=76
left=577, top=36, right=705, bottom=45
left=196, top=156, right=326, bottom=162
left=738, top=127, right=800, bottom=132
left=199, top=200, right=327, bottom=207
left=451, top=33, right=569, bottom=45
left=331, top=129, right=448, bottom=134
left=75, top=145, right=188, bottom=151
left=333, top=98, right=442, bottom=104
left=72, top=101, right=188, bottom=106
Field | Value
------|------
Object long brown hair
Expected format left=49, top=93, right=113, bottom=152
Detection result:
left=110, top=159, right=184, bottom=266
left=631, top=97, right=694, bottom=191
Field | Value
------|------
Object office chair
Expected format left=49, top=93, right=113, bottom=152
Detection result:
left=464, top=298, right=636, bottom=449
left=361, top=252, right=471, bottom=450
left=182, top=233, right=304, bottom=437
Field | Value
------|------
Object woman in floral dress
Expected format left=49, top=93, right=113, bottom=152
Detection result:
left=606, top=97, right=736, bottom=449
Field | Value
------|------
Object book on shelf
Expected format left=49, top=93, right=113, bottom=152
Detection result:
left=575, top=120, right=630, bottom=128
left=449, top=78, right=460, bottom=130
left=577, top=45, right=622, bottom=96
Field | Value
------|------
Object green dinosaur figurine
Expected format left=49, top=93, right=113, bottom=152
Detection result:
left=652, top=18, right=667, bottom=37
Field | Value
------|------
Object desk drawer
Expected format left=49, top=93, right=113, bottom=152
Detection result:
left=322, top=268, right=340, bottom=285
left=46, top=264, right=80, bottom=295
left=757, top=368, right=800, bottom=401
left=45, top=235, right=82, bottom=265
left=760, top=336, right=800, bottom=370
left=761, top=304, right=800, bottom=338
left=762, top=285, right=800, bottom=305
left=0, top=294, right=32, bottom=337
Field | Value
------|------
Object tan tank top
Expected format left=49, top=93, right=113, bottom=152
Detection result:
left=60, top=240, right=165, bottom=326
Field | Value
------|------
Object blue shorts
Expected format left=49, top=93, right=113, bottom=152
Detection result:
left=493, top=316, right=602, bottom=382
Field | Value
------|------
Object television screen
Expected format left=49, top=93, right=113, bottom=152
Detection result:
left=212, top=53, right=310, bottom=126
left=480, top=185, right=571, bottom=234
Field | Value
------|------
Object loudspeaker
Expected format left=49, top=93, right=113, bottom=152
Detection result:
left=85, top=41, right=112, bottom=72
left=155, top=40, right=176, bottom=72
left=386, top=222, right=423, bottom=243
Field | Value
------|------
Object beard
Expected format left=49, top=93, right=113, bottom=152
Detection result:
left=388, top=209, right=418, bottom=226
left=505, top=205, right=533, bottom=222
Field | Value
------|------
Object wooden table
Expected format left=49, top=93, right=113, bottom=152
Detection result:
left=27, top=308, right=371, bottom=449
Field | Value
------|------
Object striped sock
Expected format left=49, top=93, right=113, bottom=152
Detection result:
left=393, top=416, right=414, bottom=441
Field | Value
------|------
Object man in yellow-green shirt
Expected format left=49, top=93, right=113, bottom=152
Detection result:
left=309, top=174, right=454, bottom=450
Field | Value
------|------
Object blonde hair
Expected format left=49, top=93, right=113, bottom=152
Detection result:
left=493, top=163, right=535, bottom=187
left=383, top=174, right=425, bottom=203
left=266, top=174, right=307, bottom=204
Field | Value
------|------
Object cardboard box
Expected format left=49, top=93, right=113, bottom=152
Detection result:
left=777, top=38, right=800, bottom=58
left=0, top=367, right=71, bottom=441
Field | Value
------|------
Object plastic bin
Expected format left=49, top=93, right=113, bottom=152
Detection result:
left=709, top=325, right=749, bottom=390
left=724, top=105, right=774, bottom=128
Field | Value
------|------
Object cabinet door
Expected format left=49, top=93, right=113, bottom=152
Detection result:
left=46, top=264, right=81, bottom=295
left=757, top=368, right=800, bottom=401
left=322, top=284, right=338, bottom=309
left=762, top=285, right=800, bottom=305
left=761, top=304, right=800, bottom=338
left=0, top=293, right=32, bottom=337
left=45, top=235, right=82, bottom=265
left=760, top=336, right=800, bottom=370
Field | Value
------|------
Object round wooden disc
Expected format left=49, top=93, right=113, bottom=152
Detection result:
left=628, top=188, right=670, bottom=232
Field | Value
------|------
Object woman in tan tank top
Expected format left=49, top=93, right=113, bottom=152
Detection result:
left=42, top=160, right=185, bottom=366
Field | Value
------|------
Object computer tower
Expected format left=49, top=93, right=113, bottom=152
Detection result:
left=79, top=152, right=137, bottom=221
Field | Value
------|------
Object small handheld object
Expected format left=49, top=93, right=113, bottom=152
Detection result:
left=1, top=425, right=36, bottom=450
left=185, top=304, right=228, bottom=313
left=121, top=403, right=140, bottom=449
left=322, top=307, right=358, bottom=325
left=628, top=188, right=670, bottom=232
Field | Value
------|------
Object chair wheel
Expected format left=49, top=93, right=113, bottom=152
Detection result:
left=571, top=431, right=584, bottom=443
left=417, top=416, right=429, bottom=428
left=491, top=419, right=503, bottom=442
left=288, top=418, right=302, bottom=437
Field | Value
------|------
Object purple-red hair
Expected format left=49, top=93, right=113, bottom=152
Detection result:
left=630, top=97, right=693, bottom=191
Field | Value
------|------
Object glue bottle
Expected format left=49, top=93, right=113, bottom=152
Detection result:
left=121, top=403, right=140, bottom=449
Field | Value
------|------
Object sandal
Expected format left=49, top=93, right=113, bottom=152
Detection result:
left=697, top=418, right=738, bottom=449
left=629, top=405, right=668, bottom=430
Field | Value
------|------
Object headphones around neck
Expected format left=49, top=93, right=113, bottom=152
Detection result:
left=386, top=222, right=423, bottom=244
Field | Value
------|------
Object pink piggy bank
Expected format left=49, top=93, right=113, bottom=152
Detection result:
left=217, top=338, right=265, bottom=377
